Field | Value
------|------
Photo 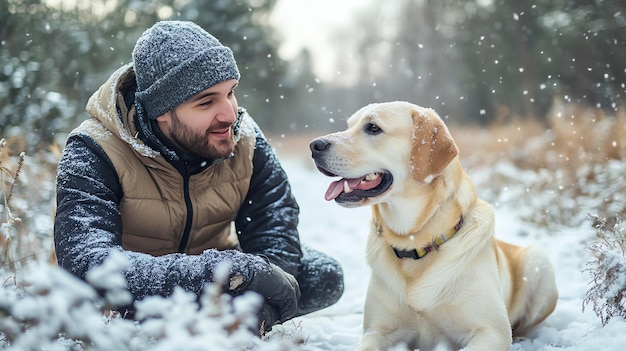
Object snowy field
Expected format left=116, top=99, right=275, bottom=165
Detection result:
left=274, top=154, right=626, bottom=351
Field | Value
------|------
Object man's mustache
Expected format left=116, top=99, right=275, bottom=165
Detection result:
left=207, top=121, right=233, bottom=134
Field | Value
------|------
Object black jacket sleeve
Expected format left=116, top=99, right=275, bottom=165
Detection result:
left=53, top=135, right=266, bottom=302
left=235, top=126, right=302, bottom=277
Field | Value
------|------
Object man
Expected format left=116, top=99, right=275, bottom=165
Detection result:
left=53, top=20, right=344, bottom=333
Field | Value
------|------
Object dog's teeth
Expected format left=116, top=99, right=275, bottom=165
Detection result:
left=343, top=180, right=353, bottom=193
left=365, top=173, right=380, bottom=181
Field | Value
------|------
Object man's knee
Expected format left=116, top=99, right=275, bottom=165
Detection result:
left=296, top=246, right=344, bottom=315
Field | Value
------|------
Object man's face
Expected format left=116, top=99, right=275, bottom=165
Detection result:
left=157, top=79, right=239, bottom=159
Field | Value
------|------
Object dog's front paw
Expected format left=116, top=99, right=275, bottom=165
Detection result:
left=356, top=331, right=386, bottom=351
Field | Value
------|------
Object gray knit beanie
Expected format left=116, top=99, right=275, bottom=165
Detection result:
left=133, top=20, right=240, bottom=120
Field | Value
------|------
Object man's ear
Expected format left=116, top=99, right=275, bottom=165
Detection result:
left=156, top=112, right=171, bottom=123
left=410, top=108, right=459, bottom=183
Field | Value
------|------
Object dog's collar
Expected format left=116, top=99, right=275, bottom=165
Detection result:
left=387, top=215, right=464, bottom=260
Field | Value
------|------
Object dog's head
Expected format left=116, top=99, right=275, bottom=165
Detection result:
left=310, top=101, right=458, bottom=207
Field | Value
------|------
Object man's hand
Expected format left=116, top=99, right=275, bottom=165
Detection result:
left=245, top=261, right=300, bottom=328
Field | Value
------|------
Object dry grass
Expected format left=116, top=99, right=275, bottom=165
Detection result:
left=455, top=100, right=626, bottom=171
left=1, top=138, right=25, bottom=276
left=1, top=137, right=58, bottom=283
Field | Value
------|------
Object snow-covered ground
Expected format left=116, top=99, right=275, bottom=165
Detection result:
left=277, top=156, right=626, bottom=351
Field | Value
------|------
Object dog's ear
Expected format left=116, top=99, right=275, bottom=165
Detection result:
left=410, top=108, right=459, bottom=183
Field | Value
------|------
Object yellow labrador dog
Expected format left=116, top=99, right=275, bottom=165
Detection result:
left=310, top=101, right=558, bottom=351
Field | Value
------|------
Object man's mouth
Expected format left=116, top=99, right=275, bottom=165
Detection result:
left=209, top=126, right=231, bottom=138
left=316, top=166, right=393, bottom=203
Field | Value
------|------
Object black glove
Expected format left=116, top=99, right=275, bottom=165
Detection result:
left=245, top=261, right=301, bottom=328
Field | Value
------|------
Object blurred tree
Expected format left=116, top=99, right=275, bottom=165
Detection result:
left=279, top=48, right=326, bottom=131
left=305, top=1, right=464, bottom=127
left=432, top=0, right=626, bottom=123
left=1, top=0, right=78, bottom=150
left=381, top=0, right=461, bottom=120
left=1, top=0, right=146, bottom=151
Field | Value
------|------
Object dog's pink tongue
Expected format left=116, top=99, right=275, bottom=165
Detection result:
left=324, top=177, right=363, bottom=201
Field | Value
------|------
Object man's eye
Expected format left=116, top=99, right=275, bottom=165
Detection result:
left=365, top=123, right=382, bottom=135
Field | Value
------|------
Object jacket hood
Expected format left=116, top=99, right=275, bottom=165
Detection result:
left=85, top=63, right=160, bottom=159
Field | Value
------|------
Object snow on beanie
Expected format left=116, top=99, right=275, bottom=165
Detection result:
left=133, top=20, right=240, bottom=120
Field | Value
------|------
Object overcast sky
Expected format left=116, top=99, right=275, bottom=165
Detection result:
left=270, top=0, right=369, bottom=80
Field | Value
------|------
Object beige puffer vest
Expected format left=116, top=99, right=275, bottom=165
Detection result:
left=72, top=64, right=255, bottom=256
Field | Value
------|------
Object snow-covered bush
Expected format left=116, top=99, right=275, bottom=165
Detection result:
left=0, top=253, right=307, bottom=350
left=583, top=214, right=626, bottom=326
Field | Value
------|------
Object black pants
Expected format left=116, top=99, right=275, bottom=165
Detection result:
left=295, top=245, right=345, bottom=316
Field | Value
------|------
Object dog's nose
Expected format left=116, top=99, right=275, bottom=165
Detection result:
left=310, top=138, right=331, bottom=156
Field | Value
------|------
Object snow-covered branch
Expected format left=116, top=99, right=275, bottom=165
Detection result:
left=583, top=214, right=626, bottom=326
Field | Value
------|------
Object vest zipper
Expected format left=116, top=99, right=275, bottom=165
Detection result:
left=177, top=174, right=193, bottom=253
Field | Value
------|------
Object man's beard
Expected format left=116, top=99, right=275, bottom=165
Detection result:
left=169, top=110, right=235, bottom=160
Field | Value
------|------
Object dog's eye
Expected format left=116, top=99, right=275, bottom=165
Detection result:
left=365, top=123, right=383, bottom=135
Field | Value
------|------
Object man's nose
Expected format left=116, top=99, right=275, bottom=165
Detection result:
left=217, top=100, right=237, bottom=123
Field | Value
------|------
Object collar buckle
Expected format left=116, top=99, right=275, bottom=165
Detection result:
left=393, top=247, right=421, bottom=260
